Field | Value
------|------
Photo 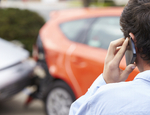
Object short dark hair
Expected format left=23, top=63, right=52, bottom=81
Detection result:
left=120, top=0, right=150, bottom=62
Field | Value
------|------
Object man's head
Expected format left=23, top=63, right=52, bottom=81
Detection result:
left=120, top=0, right=150, bottom=63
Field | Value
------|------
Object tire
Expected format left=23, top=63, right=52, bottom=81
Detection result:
left=45, top=80, right=76, bottom=115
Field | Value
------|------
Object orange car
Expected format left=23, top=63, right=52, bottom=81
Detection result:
left=32, top=7, right=139, bottom=115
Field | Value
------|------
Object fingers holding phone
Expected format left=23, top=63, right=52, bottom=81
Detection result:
left=125, top=37, right=136, bottom=66
left=103, top=38, right=136, bottom=84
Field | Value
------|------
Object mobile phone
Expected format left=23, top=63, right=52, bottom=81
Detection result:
left=125, top=37, right=136, bottom=66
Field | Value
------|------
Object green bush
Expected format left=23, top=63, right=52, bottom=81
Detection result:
left=90, top=0, right=116, bottom=7
left=0, top=8, right=45, bottom=55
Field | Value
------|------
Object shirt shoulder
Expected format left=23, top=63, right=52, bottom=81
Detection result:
left=87, top=79, right=150, bottom=115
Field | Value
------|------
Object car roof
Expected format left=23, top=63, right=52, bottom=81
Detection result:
left=50, top=7, right=123, bottom=22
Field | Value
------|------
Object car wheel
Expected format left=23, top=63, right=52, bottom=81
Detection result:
left=45, top=80, right=76, bottom=115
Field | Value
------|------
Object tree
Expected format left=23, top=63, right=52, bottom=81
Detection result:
left=82, top=0, right=115, bottom=7
left=82, top=0, right=91, bottom=7
left=0, top=8, right=45, bottom=54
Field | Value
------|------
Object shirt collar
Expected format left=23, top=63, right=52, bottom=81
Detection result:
left=134, top=70, right=150, bottom=82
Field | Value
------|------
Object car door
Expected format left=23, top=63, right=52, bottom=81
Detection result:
left=63, top=17, right=123, bottom=95
left=67, top=42, right=106, bottom=95
left=60, top=18, right=97, bottom=95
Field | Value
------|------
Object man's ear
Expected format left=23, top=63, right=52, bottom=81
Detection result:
left=129, top=33, right=135, bottom=41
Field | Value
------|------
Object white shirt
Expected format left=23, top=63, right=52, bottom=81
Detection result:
left=69, top=70, right=150, bottom=115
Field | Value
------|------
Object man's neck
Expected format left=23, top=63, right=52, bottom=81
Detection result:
left=137, top=54, right=150, bottom=72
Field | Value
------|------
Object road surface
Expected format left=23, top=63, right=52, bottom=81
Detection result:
left=0, top=91, right=45, bottom=115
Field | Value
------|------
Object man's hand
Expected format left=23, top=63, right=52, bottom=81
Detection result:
left=103, top=38, right=136, bottom=84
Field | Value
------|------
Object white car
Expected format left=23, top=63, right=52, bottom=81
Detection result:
left=0, top=38, right=36, bottom=100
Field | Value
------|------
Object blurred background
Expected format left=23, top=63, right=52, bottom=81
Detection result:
left=0, top=0, right=130, bottom=115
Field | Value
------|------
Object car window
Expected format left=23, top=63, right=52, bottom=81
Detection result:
left=85, top=17, right=123, bottom=49
left=60, top=19, right=93, bottom=42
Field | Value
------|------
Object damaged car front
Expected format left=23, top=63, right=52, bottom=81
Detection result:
left=0, top=38, right=36, bottom=100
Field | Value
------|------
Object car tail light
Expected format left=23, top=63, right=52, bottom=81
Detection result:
left=32, top=45, right=38, bottom=61
left=32, top=35, right=45, bottom=61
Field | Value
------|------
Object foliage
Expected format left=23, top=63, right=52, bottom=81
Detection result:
left=90, top=1, right=116, bottom=7
left=69, top=0, right=120, bottom=8
left=0, top=8, right=45, bottom=54
left=83, top=0, right=91, bottom=7
left=82, top=0, right=119, bottom=7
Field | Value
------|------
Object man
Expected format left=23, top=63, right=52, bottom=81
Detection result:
left=69, top=0, right=150, bottom=115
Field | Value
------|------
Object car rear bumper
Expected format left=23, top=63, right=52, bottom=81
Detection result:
left=0, top=59, right=36, bottom=100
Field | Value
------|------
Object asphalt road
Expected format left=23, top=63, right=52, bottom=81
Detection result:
left=0, top=91, right=45, bottom=115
